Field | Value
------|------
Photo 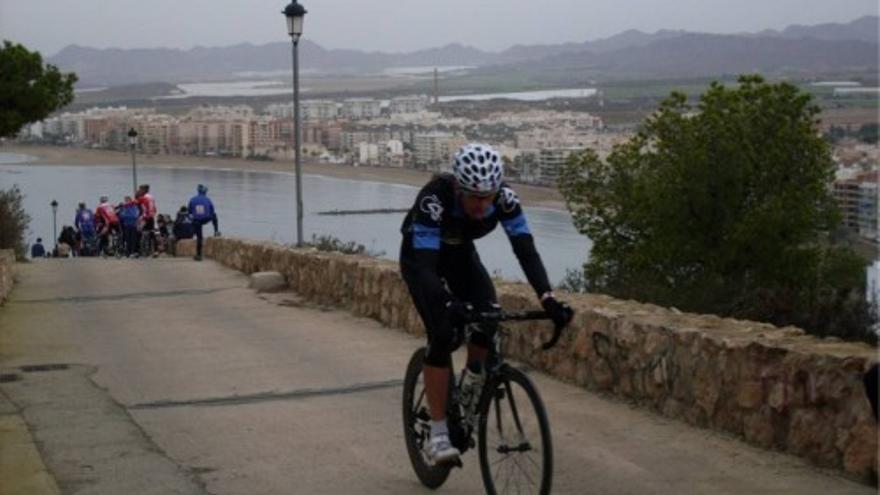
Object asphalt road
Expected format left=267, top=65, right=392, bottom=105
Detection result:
left=0, top=258, right=872, bottom=494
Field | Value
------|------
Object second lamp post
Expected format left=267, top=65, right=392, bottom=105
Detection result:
left=128, top=127, right=138, bottom=195
left=283, top=0, right=306, bottom=246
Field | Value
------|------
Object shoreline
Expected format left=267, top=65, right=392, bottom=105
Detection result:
left=1, top=144, right=568, bottom=211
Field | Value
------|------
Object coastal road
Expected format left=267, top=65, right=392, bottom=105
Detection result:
left=0, top=258, right=872, bottom=495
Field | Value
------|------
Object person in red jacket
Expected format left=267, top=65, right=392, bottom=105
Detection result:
left=136, top=184, right=159, bottom=257
left=95, top=195, right=120, bottom=255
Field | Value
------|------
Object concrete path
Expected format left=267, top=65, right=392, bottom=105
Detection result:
left=0, top=258, right=872, bottom=495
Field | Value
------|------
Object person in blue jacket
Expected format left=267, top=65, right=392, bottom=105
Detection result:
left=188, top=184, right=220, bottom=261
left=118, top=196, right=142, bottom=257
left=74, top=202, right=97, bottom=256
left=30, top=238, right=46, bottom=258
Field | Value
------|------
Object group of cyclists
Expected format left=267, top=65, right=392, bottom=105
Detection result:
left=64, top=183, right=219, bottom=260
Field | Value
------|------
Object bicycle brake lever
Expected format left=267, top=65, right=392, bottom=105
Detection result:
left=540, top=307, right=573, bottom=350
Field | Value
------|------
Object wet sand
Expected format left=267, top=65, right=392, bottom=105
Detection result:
left=2, top=144, right=567, bottom=211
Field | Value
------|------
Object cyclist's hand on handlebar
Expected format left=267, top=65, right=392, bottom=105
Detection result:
left=445, top=300, right=474, bottom=327
left=541, top=295, right=573, bottom=330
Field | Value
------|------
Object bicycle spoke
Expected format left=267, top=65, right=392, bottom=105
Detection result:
left=512, top=454, right=537, bottom=489
left=501, top=458, right=513, bottom=495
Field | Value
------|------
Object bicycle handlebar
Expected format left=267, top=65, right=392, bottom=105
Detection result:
left=465, top=308, right=574, bottom=350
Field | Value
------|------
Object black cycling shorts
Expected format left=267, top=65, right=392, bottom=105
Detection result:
left=400, top=239, right=498, bottom=367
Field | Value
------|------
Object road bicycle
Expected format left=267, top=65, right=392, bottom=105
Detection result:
left=402, top=307, right=572, bottom=494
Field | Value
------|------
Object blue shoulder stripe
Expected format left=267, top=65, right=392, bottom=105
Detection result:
left=412, top=223, right=441, bottom=250
left=501, top=213, right=530, bottom=237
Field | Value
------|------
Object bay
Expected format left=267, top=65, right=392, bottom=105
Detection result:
left=1, top=155, right=591, bottom=285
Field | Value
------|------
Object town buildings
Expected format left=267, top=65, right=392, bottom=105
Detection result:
left=20, top=97, right=643, bottom=187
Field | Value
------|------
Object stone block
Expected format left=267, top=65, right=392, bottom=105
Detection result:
left=248, top=271, right=287, bottom=293
left=843, top=423, right=878, bottom=477
left=743, top=408, right=775, bottom=448
left=736, top=381, right=764, bottom=409
left=175, top=239, right=196, bottom=257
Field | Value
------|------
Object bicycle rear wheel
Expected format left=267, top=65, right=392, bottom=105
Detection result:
left=402, top=347, right=451, bottom=489
left=478, top=365, right=553, bottom=495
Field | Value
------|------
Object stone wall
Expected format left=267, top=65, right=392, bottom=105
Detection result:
left=0, top=250, right=14, bottom=304
left=203, top=237, right=878, bottom=480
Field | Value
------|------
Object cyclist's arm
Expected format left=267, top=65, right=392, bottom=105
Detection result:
left=403, top=185, right=453, bottom=304
left=497, top=187, right=552, bottom=298
left=405, top=246, right=450, bottom=305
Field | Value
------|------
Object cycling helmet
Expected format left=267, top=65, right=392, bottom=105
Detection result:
left=197, top=184, right=208, bottom=194
left=99, top=195, right=109, bottom=203
left=452, top=143, right=503, bottom=195
left=78, top=202, right=86, bottom=209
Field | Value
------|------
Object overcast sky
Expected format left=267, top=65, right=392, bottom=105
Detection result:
left=1, top=0, right=877, bottom=56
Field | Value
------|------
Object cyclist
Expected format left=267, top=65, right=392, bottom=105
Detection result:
left=95, top=195, right=120, bottom=255
left=188, top=184, right=220, bottom=261
left=118, top=196, right=141, bottom=257
left=399, top=143, right=571, bottom=465
left=136, top=184, right=158, bottom=257
left=172, top=205, right=195, bottom=256
left=74, top=202, right=97, bottom=256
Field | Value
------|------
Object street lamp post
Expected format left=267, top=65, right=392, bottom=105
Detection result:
left=283, top=0, right=307, bottom=246
left=128, top=128, right=138, bottom=195
left=50, top=199, right=58, bottom=254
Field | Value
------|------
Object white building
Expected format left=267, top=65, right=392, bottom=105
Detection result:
left=537, top=147, right=583, bottom=186
left=357, top=142, right=380, bottom=166
left=413, top=132, right=467, bottom=170
left=341, top=98, right=381, bottom=120
left=389, top=95, right=428, bottom=114
left=302, top=100, right=339, bottom=121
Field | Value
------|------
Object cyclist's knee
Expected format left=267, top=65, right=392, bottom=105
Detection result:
left=469, top=323, right=497, bottom=349
left=424, top=329, right=455, bottom=367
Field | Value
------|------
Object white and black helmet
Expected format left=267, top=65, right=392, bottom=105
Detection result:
left=452, top=143, right=503, bottom=195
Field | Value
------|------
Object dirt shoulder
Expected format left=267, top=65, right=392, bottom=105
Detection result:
left=2, top=144, right=568, bottom=211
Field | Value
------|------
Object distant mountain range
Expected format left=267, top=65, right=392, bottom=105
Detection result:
left=49, top=16, right=879, bottom=87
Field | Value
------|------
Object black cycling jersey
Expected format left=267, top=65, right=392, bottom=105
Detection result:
left=399, top=174, right=552, bottom=366
left=400, top=173, right=552, bottom=299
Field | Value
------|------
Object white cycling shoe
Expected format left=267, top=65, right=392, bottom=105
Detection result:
left=426, top=434, right=461, bottom=466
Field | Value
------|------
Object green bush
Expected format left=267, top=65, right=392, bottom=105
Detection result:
left=0, top=185, right=31, bottom=259
left=559, top=75, right=876, bottom=344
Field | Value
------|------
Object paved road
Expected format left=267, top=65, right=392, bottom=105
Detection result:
left=0, top=259, right=872, bottom=495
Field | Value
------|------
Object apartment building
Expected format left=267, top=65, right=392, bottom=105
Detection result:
left=537, top=147, right=583, bottom=186
left=341, top=98, right=382, bottom=120
left=413, top=132, right=467, bottom=170
left=389, top=95, right=428, bottom=114
left=834, top=170, right=879, bottom=242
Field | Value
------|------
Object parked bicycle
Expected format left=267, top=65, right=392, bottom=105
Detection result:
left=402, top=307, right=572, bottom=494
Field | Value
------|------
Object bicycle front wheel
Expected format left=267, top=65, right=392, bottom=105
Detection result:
left=478, top=365, right=553, bottom=495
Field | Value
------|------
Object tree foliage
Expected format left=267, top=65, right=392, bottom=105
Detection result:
left=0, top=40, right=77, bottom=138
left=560, top=75, right=874, bottom=342
left=0, top=186, right=31, bottom=259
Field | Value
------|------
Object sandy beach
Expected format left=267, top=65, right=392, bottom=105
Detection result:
left=1, top=144, right=568, bottom=211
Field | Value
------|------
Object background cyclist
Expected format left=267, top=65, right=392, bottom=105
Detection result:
left=95, top=195, right=120, bottom=255
left=136, top=184, right=158, bottom=257
left=188, top=184, right=220, bottom=261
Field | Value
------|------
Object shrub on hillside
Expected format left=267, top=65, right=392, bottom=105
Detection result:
left=0, top=185, right=30, bottom=259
